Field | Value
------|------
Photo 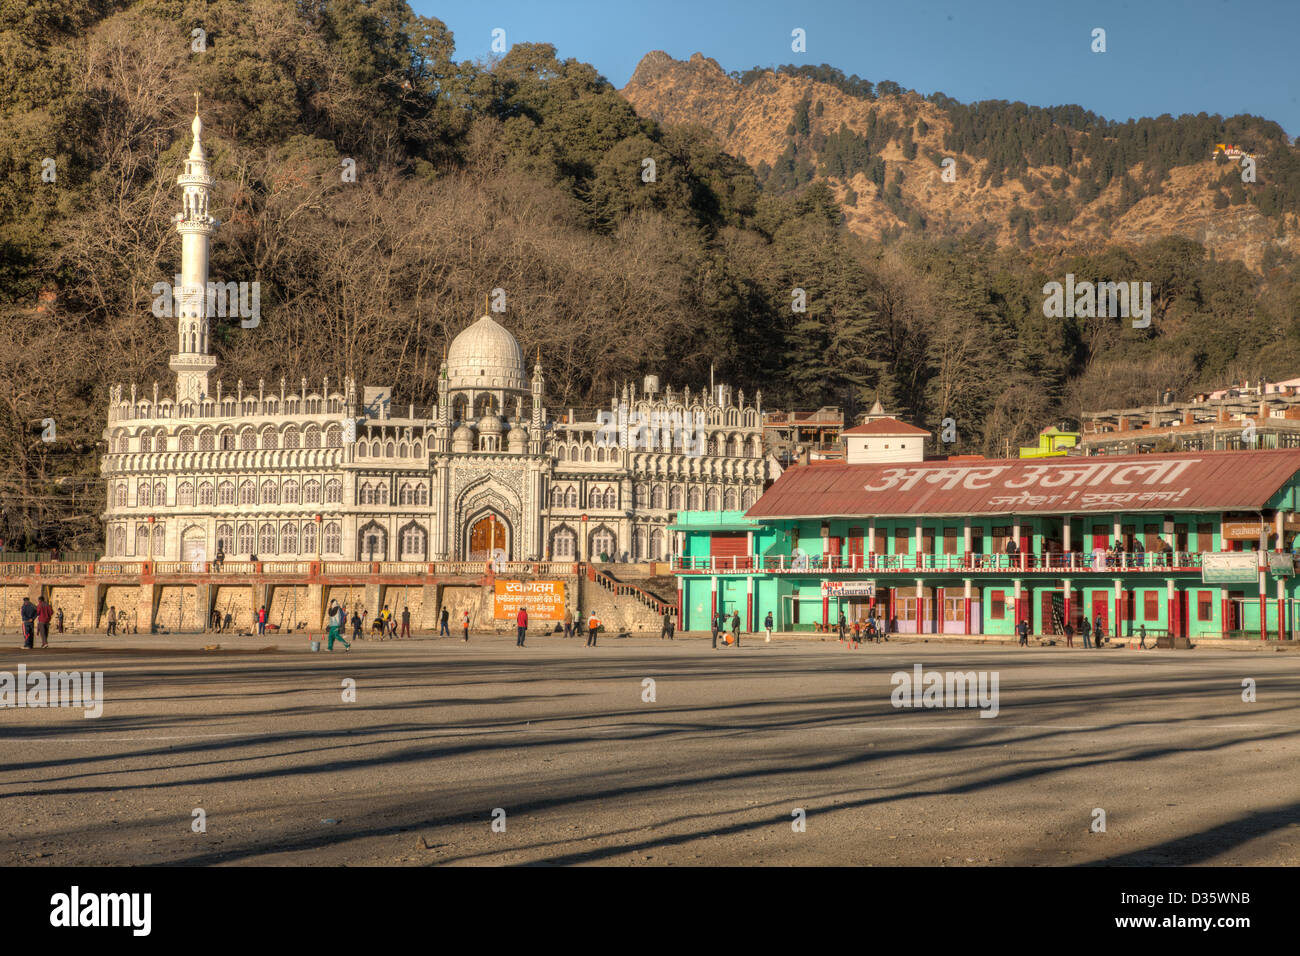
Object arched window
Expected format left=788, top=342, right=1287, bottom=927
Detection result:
left=304, top=479, right=321, bottom=503
left=724, top=488, right=737, bottom=510
left=218, top=481, right=235, bottom=505
left=135, top=524, right=150, bottom=556
left=237, top=523, right=255, bottom=554
left=199, top=481, right=214, bottom=505
left=417, top=484, right=428, bottom=505
left=650, top=529, right=664, bottom=560
left=261, top=479, right=278, bottom=504
left=357, top=442, right=369, bottom=458
left=199, top=430, right=215, bottom=452
left=283, top=426, right=300, bottom=448
left=154, top=480, right=167, bottom=505
left=283, top=480, right=299, bottom=503
left=707, top=436, right=718, bottom=456
left=153, top=522, right=165, bottom=554
left=670, top=486, right=683, bottom=510
left=323, top=521, right=341, bottom=554
left=590, top=527, right=616, bottom=560
left=635, top=483, right=648, bottom=507
left=110, top=526, right=125, bottom=556
left=280, top=522, right=298, bottom=554
left=706, top=488, right=720, bottom=511
left=751, top=436, right=763, bottom=458
left=589, top=487, right=603, bottom=508
left=326, top=425, right=341, bottom=447
left=376, top=482, right=389, bottom=505
left=259, top=523, right=276, bottom=554
left=398, top=443, right=409, bottom=459
left=116, top=434, right=131, bottom=454
left=325, top=479, right=341, bottom=503
left=413, top=442, right=422, bottom=459
left=137, top=481, right=151, bottom=507
left=556, top=445, right=567, bottom=462
left=400, top=524, right=426, bottom=558
left=651, top=485, right=665, bottom=509
left=633, top=527, right=647, bottom=560
left=179, top=430, right=194, bottom=452
left=239, top=480, right=256, bottom=504
left=219, top=429, right=235, bottom=451
left=551, top=527, right=577, bottom=560
left=687, top=487, right=701, bottom=511
left=583, top=445, right=593, bottom=462
left=178, top=481, right=194, bottom=506
left=261, top=427, right=278, bottom=449
left=743, top=487, right=758, bottom=508
left=240, top=428, right=256, bottom=450
left=302, top=522, right=317, bottom=554
left=215, top=524, right=233, bottom=554
left=114, top=484, right=127, bottom=507
left=595, top=445, right=606, bottom=463
left=551, top=487, right=564, bottom=508
left=140, top=434, right=152, bottom=453
left=304, top=426, right=320, bottom=448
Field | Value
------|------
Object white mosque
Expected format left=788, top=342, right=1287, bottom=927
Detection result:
left=100, top=107, right=771, bottom=564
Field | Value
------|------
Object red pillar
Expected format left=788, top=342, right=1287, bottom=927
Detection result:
left=1063, top=593, right=1072, bottom=634
left=746, top=589, right=753, bottom=632
left=1167, top=595, right=1176, bottom=639
left=1277, top=597, right=1284, bottom=642
left=822, top=593, right=829, bottom=630
left=936, top=586, right=945, bottom=634
left=1260, top=588, right=1268, bottom=640
left=963, top=594, right=971, bottom=634
left=888, top=588, right=896, bottom=633
left=1221, top=595, right=1229, bottom=638
left=1114, top=591, right=1123, bottom=643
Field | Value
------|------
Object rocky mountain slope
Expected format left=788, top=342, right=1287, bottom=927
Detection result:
left=622, top=52, right=1297, bottom=271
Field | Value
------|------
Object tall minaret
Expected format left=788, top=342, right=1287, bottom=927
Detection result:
left=169, top=95, right=220, bottom=402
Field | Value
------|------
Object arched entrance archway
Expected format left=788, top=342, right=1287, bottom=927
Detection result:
left=465, top=510, right=510, bottom=562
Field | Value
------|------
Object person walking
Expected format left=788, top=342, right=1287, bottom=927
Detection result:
left=764, top=611, right=773, bottom=643
left=660, top=609, right=673, bottom=640
left=462, top=608, right=470, bottom=642
left=1017, top=617, right=1030, bottom=646
left=838, top=610, right=847, bottom=643
left=55, top=607, right=64, bottom=634
left=711, top=610, right=721, bottom=649
left=731, top=610, right=741, bottom=647
left=563, top=607, right=574, bottom=638
left=516, top=605, right=528, bottom=646
left=328, top=600, right=339, bottom=627
left=106, top=604, right=117, bottom=636
left=586, top=611, right=600, bottom=647
left=1080, top=615, right=1092, bottom=648
left=20, top=597, right=37, bottom=649
left=1064, top=622, right=1075, bottom=648
left=36, top=596, right=53, bottom=648
left=326, top=616, right=351, bottom=652
left=256, top=605, right=267, bottom=635
left=1094, top=614, right=1106, bottom=648
left=400, top=606, right=411, bottom=639
left=439, top=607, right=450, bottom=637
left=1138, top=623, right=1148, bottom=650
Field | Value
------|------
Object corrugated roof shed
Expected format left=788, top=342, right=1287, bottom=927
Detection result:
left=745, top=449, right=1300, bottom=518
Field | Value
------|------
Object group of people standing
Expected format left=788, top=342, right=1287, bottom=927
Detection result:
left=1024, top=615, right=1109, bottom=648
left=19, top=596, right=63, bottom=649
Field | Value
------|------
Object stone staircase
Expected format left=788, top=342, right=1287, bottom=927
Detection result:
left=583, top=566, right=677, bottom=633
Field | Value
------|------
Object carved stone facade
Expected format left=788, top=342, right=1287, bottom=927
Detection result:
left=100, top=111, right=771, bottom=564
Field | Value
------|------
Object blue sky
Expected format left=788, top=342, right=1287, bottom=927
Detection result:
left=412, top=0, right=1300, bottom=138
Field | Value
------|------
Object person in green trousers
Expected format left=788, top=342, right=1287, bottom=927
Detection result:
left=327, top=620, right=351, bottom=651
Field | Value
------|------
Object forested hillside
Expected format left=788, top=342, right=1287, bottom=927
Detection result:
left=2, top=1, right=1299, bottom=549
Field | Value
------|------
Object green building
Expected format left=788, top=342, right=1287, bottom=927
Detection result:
left=670, top=450, right=1300, bottom=641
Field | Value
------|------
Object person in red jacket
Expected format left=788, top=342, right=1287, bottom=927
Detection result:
left=516, top=606, right=528, bottom=647
left=36, top=596, right=54, bottom=648
left=257, top=605, right=267, bottom=635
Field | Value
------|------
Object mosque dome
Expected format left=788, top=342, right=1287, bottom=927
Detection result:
left=446, top=312, right=527, bottom=392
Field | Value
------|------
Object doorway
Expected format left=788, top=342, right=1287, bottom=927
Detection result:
left=467, top=513, right=508, bottom=562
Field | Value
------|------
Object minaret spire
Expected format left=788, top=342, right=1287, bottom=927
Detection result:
left=169, top=94, right=219, bottom=402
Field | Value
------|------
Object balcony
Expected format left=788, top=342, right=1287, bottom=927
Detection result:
left=671, top=551, right=1218, bottom=575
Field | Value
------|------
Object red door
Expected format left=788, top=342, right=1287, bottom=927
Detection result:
left=1091, top=593, right=1109, bottom=635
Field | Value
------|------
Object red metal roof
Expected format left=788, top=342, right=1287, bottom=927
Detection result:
left=842, top=417, right=931, bottom=436
left=745, top=449, right=1300, bottom=519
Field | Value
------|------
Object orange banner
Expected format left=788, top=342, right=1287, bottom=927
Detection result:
left=493, top=579, right=567, bottom=620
